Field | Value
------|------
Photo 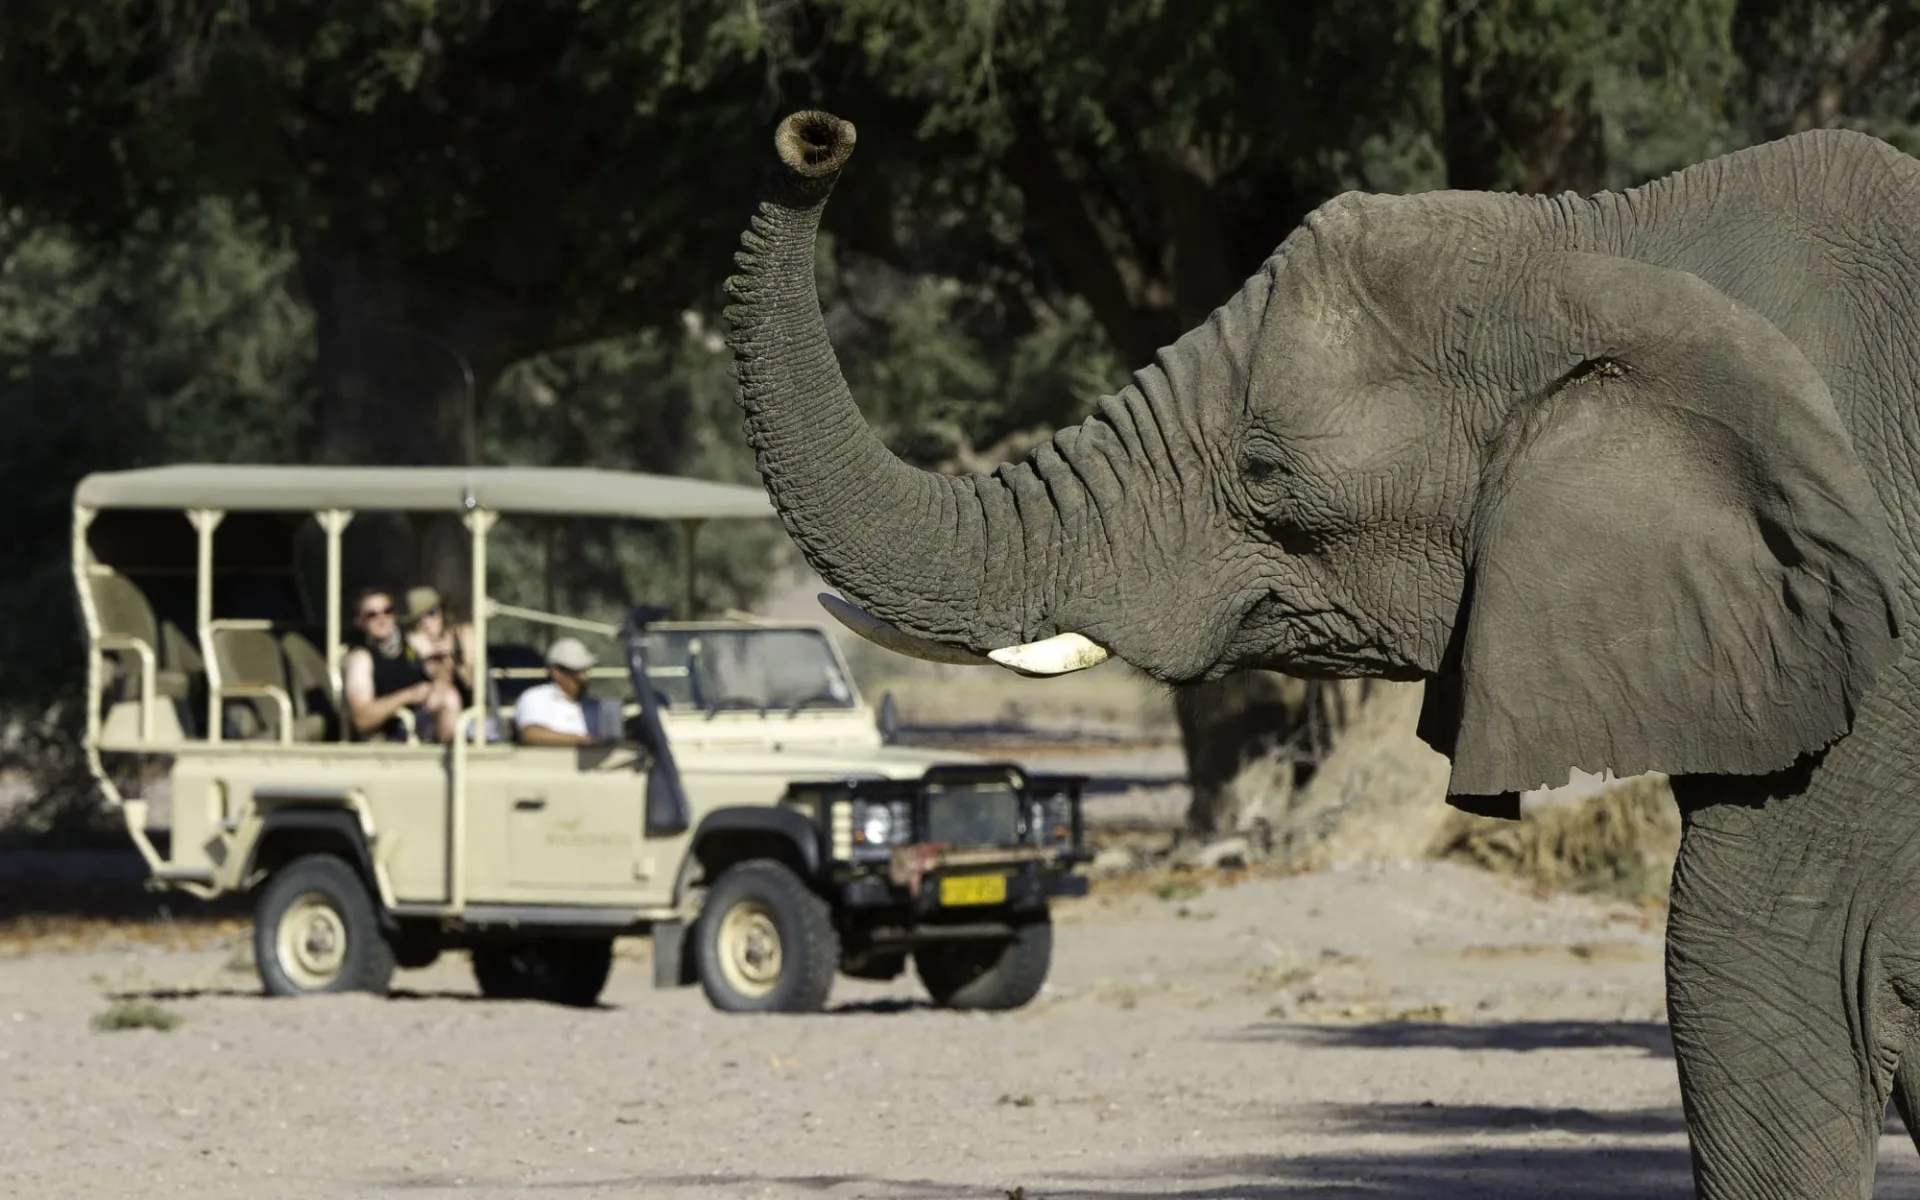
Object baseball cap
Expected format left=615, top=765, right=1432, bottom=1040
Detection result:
left=403, top=585, right=444, bottom=624
left=546, top=637, right=597, bottom=672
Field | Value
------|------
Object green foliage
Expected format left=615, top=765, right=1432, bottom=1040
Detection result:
left=0, top=1, right=796, bottom=346
left=831, top=0, right=1422, bottom=159
left=814, top=233, right=1126, bottom=464
left=480, top=315, right=792, bottom=638
left=0, top=199, right=312, bottom=706
left=90, top=998, right=183, bottom=1032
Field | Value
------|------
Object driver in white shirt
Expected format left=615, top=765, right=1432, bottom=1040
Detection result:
left=513, top=637, right=602, bottom=746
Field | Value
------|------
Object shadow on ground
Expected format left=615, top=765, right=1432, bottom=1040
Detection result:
left=1029, top=1145, right=1694, bottom=1199
left=607, top=1143, right=1692, bottom=1199
left=567, top=1100, right=1691, bottom=1198
left=385, top=1098, right=1920, bottom=1197
left=1, top=847, right=250, bottom=922
left=1230, top=1019, right=1675, bottom=1059
left=1290, top=1101, right=1682, bottom=1137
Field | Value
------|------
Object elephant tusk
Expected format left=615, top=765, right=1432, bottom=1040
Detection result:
left=987, top=632, right=1111, bottom=677
left=815, top=593, right=997, bottom=666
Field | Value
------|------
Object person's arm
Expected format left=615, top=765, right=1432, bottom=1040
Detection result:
left=453, top=622, right=477, bottom=690
left=343, top=648, right=429, bottom=734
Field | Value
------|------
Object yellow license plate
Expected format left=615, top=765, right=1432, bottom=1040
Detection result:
left=938, top=873, right=1008, bottom=907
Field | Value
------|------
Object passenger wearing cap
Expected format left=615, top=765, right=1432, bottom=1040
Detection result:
left=403, top=585, right=476, bottom=706
left=513, top=637, right=603, bottom=746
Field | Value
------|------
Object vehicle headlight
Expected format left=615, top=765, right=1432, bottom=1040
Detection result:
left=856, top=798, right=913, bottom=848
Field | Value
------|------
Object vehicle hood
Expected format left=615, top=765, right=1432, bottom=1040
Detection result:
left=671, top=740, right=988, bottom=780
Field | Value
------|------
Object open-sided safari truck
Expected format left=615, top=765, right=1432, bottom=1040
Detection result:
left=72, top=464, right=1089, bottom=1011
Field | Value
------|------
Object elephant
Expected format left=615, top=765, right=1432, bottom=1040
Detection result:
left=725, top=108, right=1920, bottom=1198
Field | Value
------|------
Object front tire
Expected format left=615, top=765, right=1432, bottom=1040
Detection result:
left=914, top=918, right=1052, bottom=1011
left=470, top=938, right=614, bottom=1007
left=694, top=859, right=838, bottom=1013
left=254, top=854, right=396, bottom=997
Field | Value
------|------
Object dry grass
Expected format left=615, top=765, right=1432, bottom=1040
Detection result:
left=0, top=914, right=248, bottom=958
left=1431, top=774, right=1680, bottom=903
left=90, top=998, right=183, bottom=1032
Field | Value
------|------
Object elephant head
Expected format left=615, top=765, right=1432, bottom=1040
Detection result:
left=725, top=110, right=1901, bottom=804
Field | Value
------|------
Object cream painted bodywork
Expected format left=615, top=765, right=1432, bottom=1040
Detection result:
left=109, top=704, right=976, bottom=917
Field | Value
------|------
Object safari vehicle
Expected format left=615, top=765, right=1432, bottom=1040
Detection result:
left=72, top=464, right=1088, bottom=1012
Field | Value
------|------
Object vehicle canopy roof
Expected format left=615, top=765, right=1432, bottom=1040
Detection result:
left=73, top=464, right=776, bottom=522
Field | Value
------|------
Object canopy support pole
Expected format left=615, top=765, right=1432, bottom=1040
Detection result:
left=464, top=506, right=498, bottom=741
left=681, top=518, right=704, bottom=621
left=189, top=509, right=225, bottom=743
left=316, top=509, right=355, bottom=703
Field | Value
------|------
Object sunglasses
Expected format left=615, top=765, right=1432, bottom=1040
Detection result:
left=359, top=605, right=393, bottom=620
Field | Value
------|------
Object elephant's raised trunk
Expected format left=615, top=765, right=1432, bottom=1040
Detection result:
left=725, top=111, right=1097, bottom=666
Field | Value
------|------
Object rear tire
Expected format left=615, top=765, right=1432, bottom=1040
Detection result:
left=254, top=854, right=396, bottom=997
left=914, top=918, right=1051, bottom=1011
left=694, top=859, right=838, bottom=1013
left=470, top=938, right=614, bottom=1007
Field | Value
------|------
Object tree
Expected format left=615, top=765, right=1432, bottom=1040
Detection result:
left=0, top=199, right=312, bottom=705
left=1734, top=0, right=1920, bottom=144
left=0, top=1, right=804, bottom=596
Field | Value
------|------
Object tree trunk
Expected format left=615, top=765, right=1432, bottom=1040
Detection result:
left=297, top=252, right=519, bottom=616
left=1176, top=671, right=1307, bottom=838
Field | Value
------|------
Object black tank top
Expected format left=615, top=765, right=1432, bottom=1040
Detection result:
left=356, top=635, right=427, bottom=740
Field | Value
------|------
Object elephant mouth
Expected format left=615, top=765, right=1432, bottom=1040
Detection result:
left=1220, top=594, right=1414, bottom=680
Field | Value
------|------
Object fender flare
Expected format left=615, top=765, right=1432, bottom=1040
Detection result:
left=243, top=807, right=385, bottom=919
left=686, top=806, right=825, bottom=889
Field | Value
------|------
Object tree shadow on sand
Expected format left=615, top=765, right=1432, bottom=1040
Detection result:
left=509, top=1097, right=1920, bottom=1198
left=1229, top=1018, right=1675, bottom=1059
left=598, top=1140, right=1692, bottom=1199
left=1034, top=1145, right=1694, bottom=1199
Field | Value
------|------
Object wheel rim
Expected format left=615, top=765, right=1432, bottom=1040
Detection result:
left=716, top=900, right=783, bottom=998
left=275, top=891, right=350, bottom=990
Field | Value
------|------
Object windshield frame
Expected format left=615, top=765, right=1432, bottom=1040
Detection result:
left=636, top=622, right=864, bottom=716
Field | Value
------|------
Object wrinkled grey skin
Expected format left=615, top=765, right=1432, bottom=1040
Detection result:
left=725, top=111, right=1920, bottom=1197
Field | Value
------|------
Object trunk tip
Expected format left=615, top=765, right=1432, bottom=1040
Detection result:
left=775, top=110, right=857, bottom=179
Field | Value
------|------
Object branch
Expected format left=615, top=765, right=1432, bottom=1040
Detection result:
left=1783, top=3, right=1920, bottom=135
left=1001, top=106, right=1173, bottom=366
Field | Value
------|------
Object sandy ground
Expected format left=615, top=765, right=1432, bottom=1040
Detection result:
left=7, top=861, right=1920, bottom=1199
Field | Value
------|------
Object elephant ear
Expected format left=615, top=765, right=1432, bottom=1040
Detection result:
left=1424, top=251, right=1901, bottom=807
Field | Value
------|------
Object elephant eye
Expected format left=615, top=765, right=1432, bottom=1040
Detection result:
left=1240, top=448, right=1287, bottom=487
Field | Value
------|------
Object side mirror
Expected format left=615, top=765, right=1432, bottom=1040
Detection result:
left=876, top=691, right=900, bottom=744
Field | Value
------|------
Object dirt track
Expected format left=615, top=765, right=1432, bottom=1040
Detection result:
left=5, top=860, right=1920, bottom=1199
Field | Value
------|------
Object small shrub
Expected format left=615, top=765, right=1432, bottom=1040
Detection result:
left=1432, top=774, right=1680, bottom=902
left=91, top=999, right=182, bottom=1032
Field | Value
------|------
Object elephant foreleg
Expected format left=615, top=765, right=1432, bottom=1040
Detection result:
left=1890, top=1060, right=1919, bottom=1156
left=1665, top=797, right=1894, bottom=1200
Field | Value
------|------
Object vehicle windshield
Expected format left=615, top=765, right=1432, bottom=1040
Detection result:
left=641, top=627, right=857, bottom=713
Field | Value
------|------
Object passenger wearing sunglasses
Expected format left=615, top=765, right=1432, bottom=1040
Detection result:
left=341, top=585, right=462, bottom=742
